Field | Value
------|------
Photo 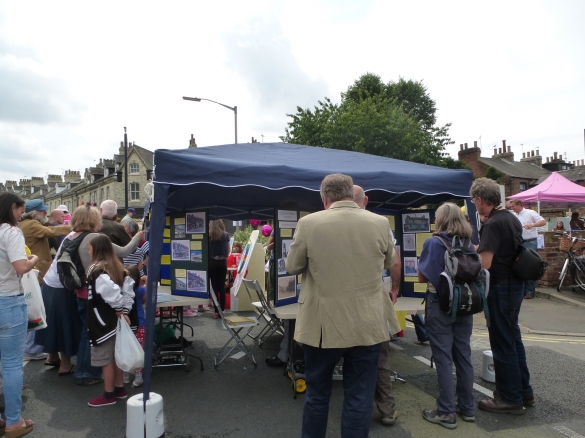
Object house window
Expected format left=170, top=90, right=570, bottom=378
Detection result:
left=519, top=182, right=528, bottom=191
left=130, top=163, right=140, bottom=174
left=106, top=186, right=110, bottom=200
left=99, top=188, right=104, bottom=204
left=130, top=183, right=140, bottom=200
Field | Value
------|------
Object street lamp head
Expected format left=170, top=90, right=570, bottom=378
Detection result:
left=183, top=96, right=202, bottom=102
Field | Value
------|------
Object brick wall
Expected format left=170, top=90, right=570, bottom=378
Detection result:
left=537, top=231, right=585, bottom=287
left=458, top=147, right=488, bottom=177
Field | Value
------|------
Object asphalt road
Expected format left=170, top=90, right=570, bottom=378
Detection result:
left=6, top=294, right=585, bottom=438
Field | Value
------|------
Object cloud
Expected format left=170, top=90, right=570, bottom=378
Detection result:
left=222, top=16, right=330, bottom=131
left=0, top=36, right=85, bottom=125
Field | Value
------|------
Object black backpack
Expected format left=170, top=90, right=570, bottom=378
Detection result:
left=57, top=232, right=90, bottom=291
left=512, top=234, right=548, bottom=280
left=435, top=235, right=490, bottom=324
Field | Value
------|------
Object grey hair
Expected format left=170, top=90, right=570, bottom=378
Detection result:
left=470, top=178, right=501, bottom=206
left=100, top=200, right=118, bottom=218
left=22, top=210, right=48, bottom=224
left=320, top=174, right=354, bottom=203
left=434, top=202, right=472, bottom=240
left=353, top=185, right=366, bottom=207
left=121, top=218, right=139, bottom=236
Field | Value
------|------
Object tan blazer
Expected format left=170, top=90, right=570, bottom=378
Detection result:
left=286, top=201, right=400, bottom=348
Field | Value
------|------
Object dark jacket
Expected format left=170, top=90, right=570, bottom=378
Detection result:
left=87, top=267, right=137, bottom=346
left=99, top=217, right=131, bottom=247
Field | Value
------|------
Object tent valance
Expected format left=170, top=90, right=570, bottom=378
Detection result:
left=509, top=172, right=585, bottom=208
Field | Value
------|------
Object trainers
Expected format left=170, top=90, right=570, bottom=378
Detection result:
left=455, top=406, right=475, bottom=422
left=123, top=371, right=131, bottom=384
left=115, top=387, right=128, bottom=399
left=132, top=376, right=144, bottom=387
left=23, top=352, right=48, bottom=361
left=381, top=410, right=398, bottom=425
left=88, top=394, right=117, bottom=407
left=183, top=310, right=198, bottom=317
left=422, top=409, right=457, bottom=429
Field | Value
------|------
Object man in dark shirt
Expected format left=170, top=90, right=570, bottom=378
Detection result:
left=471, top=178, right=533, bottom=415
left=99, top=200, right=131, bottom=247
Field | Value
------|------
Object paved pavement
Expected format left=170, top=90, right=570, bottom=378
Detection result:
left=7, top=288, right=585, bottom=438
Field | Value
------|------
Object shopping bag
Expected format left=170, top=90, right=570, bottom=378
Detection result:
left=22, top=270, right=47, bottom=331
left=115, top=316, right=144, bottom=372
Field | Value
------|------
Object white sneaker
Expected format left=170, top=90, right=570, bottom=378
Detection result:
left=132, top=375, right=143, bottom=387
left=123, top=371, right=131, bottom=384
left=23, top=352, right=48, bottom=361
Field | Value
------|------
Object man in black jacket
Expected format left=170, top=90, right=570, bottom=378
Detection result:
left=99, top=200, right=131, bottom=247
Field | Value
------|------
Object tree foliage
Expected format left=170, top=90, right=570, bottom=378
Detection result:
left=282, top=73, right=457, bottom=167
left=484, top=166, right=503, bottom=181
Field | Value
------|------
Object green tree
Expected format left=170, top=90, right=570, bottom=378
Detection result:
left=282, top=73, right=456, bottom=167
left=485, top=166, right=503, bottom=181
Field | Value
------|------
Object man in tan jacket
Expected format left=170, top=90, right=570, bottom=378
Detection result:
left=20, top=200, right=71, bottom=284
left=286, top=174, right=397, bottom=438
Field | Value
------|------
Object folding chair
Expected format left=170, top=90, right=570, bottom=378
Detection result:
left=242, top=279, right=284, bottom=346
left=210, top=287, right=258, bottom=368
left=243, top=282, right=267, bottom=341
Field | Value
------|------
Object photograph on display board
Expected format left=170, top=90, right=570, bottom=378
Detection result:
left=176, top=277, right=187, bottom=290
left=277, top=258, right=287, bottom=275
left=187, top=270, right=207, bottom=292
left=190, top=250, right=202, bottom=263
left=403, top=234, right=416, bottom=252
left=175, top=224, right=186, bottom=238
left=402, top=212, right=430, bottom=233
left=278, top=275, right=297, bottom=301
left=186, top=212, right=206, bottom=234
left=404, top=257, right=418, bottom=276
left=171, top=240, right=190, bottom=261
left=281, top=239, right=293, bottom=258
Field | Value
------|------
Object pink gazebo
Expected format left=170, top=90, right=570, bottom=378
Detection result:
left=509, top=172, right=585, bottom=210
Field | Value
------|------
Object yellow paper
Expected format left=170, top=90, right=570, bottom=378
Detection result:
left=191, top=234, right=204, bottom=240
left=163, top=238, right=170, bottom=244
left=416, top=233, right=432, bottom=256
left=297, top=274, right=302, bottom=284
left=414, top=283, right=427, bottom=293
left=161, top=279, right=171, bottom=285
left=395, top=310, right=407, bottom=331
left=165, top=216, right=170, bottom=226
left=430, top=223, right=436, bottom=231
left=161, top=255, right=171, bottom=265
left=163, top=228, right=170, bottom=237
left=387, top=216, right=395, bottom=231
left=280, top=229, right=292, bottom=237
left=300, top=211, right=310, bottom=218
left=404, top=276, right=417, bottom=282
left=174, top=218, right=185, bottom=225
left=190, top=241, right=202, bottom=250
left=175, top=269, right=187, bottom=278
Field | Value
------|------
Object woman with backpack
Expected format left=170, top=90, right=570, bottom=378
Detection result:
left=35, top=205, right=145, bottom=385
left=418, top=202, right=476, bottom=430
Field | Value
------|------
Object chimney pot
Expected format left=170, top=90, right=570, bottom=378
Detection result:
left=546, top=157, right=550, bottom=163
left=531, top=150, right=534, bottom=157
left=536, top=150, right=540, bottom=156
left=465, top=143, right=468, bottom=149
left=460, top=144, right=463, bottom=151
left=554, top=152, right=558, bottom=160
left=474, top=141, right=478, bottom=148
left=522, top=153, right=526, bottom=158
left=499, top=148, right=502, bottom=154
left=507, top=146, right=511, bottom=153
left=494, top=148, right=497, bottom=155
left=502, top=140, right=507, bottom=149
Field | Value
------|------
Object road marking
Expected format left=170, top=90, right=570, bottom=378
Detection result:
left=413, top=355, right=494, bottom=397
left=553, top=426, right=585, bottom=438
left=473, top=332, right=585, bottom=344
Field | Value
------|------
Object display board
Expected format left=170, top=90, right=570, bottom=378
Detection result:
left=168, top=209, right=209, bottom=298
left=273, top=209, right=306, bottom=307
left=231, top=229, right=259, bottom=296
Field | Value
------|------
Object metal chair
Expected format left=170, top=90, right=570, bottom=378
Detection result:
left=243, top=282, right=268, bottom=341
left=242, top=279, right=284, bottom=346
left=210, top=287, right=258, bottom=368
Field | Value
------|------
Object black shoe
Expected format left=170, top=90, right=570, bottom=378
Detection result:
left=265, top=356, right=286, bottom=367
left=418, top=337, right=429, bottom=343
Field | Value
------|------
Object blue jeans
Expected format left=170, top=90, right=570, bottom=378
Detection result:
left=301, top=343, right=381, bottom=438
left=523, top=239, right=538, bottom=297
left=487, top=278, right=532, bottom=405
left=0, top=295, right=27, bottom=426
left=74, top=297, right=101, bottom=380
left=412, top=314, right=428, bottom=341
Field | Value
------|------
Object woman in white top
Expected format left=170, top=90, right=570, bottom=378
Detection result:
left=0, top=192, right=38, bottom=437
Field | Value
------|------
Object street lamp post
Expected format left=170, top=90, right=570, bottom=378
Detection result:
left=123, top=127, right=128, bottom=211
left=182, top=96, right=237, bottom=144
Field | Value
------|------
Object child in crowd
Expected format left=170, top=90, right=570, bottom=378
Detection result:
left=86, top=235, right=136, bottom=407
left=124, top=265, right=146, bottom=387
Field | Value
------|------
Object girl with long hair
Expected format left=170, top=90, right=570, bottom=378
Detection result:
left=86, top=235, right=135, bottom=407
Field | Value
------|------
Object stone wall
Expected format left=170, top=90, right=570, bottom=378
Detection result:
left=537, top=231, right=585, bottom=287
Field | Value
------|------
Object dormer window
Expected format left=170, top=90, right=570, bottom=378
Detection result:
left=130, top=163, right=140, bottom=174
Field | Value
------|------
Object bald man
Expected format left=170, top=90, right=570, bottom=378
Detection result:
left=353, top=185, right=400, bottom=425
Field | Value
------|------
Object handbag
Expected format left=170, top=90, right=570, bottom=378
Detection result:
left=22, top=269, right=48, bottom=331
left=114, top=316, right=144, bottom=372
left=512, top=235, right=548, bottom=281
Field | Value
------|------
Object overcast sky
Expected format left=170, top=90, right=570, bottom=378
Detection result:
left=1, top=0, right=584, bottom=183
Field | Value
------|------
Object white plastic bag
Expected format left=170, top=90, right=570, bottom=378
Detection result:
left=22, top=270, right=47, bottom=331
left=115, top=316, right=144, bottom=372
